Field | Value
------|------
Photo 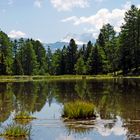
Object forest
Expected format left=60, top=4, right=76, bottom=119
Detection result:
left=0, top=5, right=140, bottom=76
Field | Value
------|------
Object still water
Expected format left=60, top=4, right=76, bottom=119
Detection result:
left=0, top=78, right=140, bottom=140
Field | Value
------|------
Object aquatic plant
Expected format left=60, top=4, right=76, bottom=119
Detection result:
left=0, top=124, right=31, bottom=138
left=62, top=100, right=96, bottom=120
left=14, top=111, right=36, bottom=120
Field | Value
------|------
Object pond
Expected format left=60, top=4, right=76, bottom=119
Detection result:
left=0, top=78, right=140, bottom=140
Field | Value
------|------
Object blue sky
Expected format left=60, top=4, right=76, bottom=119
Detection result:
left=0, top=0, right=140, bottom=43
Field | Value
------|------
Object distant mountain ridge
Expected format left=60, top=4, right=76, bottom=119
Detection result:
left=44, top=41, right=69, bottom=52
left=10, top=33, right=96, bottom=52
left=44, top=33, right=96, bottom=51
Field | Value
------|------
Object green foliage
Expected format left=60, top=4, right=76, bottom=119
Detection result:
left=12, top=55, right=23, bottom=75
left=62, top=100, right=95, bottom=119
left=46, top=46, right=52, bottom=74
left=0, top=124, right=31, bottom=138
left=119, top=5, right=140, bottom=75
left=87, top=45, right=103, bottom=75
left=31, top=40, right=47, bottom=75
left=0, top=30, right=13, bottom=75
left=97, top=24, right=118, bottom=74
left=65, top=39, right=78, bottom=74
left=75, top=56, right=86, bottom=75
left=51, top=49, right=63, bottom=75
left=19, top=41, right=38, bottom=75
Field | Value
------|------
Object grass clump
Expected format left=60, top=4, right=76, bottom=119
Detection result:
left=62, top=101, right=96, bottom=120
left=0, top=124, right=31, bottom=138
left=14, top=111, right=36, bottom=120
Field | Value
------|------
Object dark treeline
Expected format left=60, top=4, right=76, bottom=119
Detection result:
left=0, top=5, right=140, bottom=76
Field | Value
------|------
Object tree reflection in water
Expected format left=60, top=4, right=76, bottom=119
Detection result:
left=0, top=79, right=140, bottom=139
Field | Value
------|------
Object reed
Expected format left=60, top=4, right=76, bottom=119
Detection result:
left=62, top=100, right=96, bottom=120
left=0, top=124, right=31, bottom=138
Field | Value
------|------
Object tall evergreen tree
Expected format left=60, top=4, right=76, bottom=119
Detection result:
left=31, top=40, right=47, bottom=74
left=75, top=56, right=86, bottom=75
left=12, top=55, right=23, bottom=75
left=87, top=45, right=103, bottom=75
left=21, top=41, right=38, bottom=75
left=97, top=24, right=117, bottom=73
left=51, top=49, right=63, bottom=75
left=120, top=5, right=140, bottom=74
left=46, top=46, right=52, bottom=74
left=61, top=45, right=67, bottom=74
left=66, top=39, right=77, bottom=74
left=85, top=41, right=93, bottom=62
left=0, top=30, right=13, bottom=75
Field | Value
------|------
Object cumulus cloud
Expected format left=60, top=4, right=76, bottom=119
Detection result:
left=34, top=0, right=43, bottom=8
left=33, top=0, right=104, bottom=11
left=62, top=8, right=126, bottom=32
left=8, top=30, right=26, bottom=38
left=61, top=2, right=138, bottom=38
left=50, top=0, right=89, bottom=11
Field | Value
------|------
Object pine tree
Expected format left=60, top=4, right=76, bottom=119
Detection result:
left=46, top=46, right=52, bottom=74
left=12, top=54, right=23, bottom=75
left=97, top=24, right=117, bottom=73
left=51, top=49, right=62, bottom=75
left=31, top=40, right=47, bottom=74
left=120, top=5, right=140, bottom=74
left=0, top=30, right=13, bottom=75
left=66, top=39, right=77, bottom=74
left=87, top=45, right=102, bottom=75
left=21, top=41, right=38, bottom=75
left=75, top=56, right=86, bottom=75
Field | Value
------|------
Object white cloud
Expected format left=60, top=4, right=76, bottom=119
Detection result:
left=61, top=16, right=78, bottom=22
left=8, top=30, right=26, bottom=38
left=62, top=8, right=126, bottom=32
left=61, top=2, right=138, bottom=38
left=122, top=1, right=132, bottom=10
left=50, top=0, right=89, bottom=11
left=137, top=4, right=140, bottom=8
left=8, top=0, right=14, bottom=5
left=34, top=0, right=43, bottom=8
left=36, top=38, right=43, bottom=43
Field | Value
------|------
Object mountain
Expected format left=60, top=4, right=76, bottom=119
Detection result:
left=61, top=33, right=96, bottom=44
left=44, top=33, right=96, bottom=51
left=44, top=41, right=68, bottom=52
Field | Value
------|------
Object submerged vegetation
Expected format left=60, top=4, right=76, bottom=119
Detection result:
left=62, top=101, right=96, bottom=120
left=0, top=124, right=31, bottom=138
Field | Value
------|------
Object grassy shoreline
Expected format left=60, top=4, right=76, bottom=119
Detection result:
left=0, top=75, right=140, bottom=82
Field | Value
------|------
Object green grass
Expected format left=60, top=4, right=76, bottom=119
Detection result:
left=14, top=111, right=36, bottom=120
left=1, top=75, right=140, bottom=82
left=62, top=100, right=96, bottom=120
left=0, top=124, right=31, bottom=138
left=0, top=75, right=118, bottom=82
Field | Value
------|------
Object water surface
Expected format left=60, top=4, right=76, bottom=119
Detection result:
left=0, top=79, right=140, bottom=140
